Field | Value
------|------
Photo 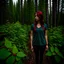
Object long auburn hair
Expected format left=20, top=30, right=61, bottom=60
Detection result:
left=34, top=11, right=46, bottom=31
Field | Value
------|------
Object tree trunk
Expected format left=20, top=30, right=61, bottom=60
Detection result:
left=0, top=0, right=7, bottom=25
left=61, top=0, right=64, bottom=25
left=56, top=0, right=60, bottom=26
left=49, top=0, right=53, bottom=28
left=45, top=0, right=49, bottom=27
left=20, top=0, right=24, bottom=24
left=52, top=0, right=57, bottom=27
left=35, top=0, right=38, bottom=12
left=39, top=0, right=46, bottom=22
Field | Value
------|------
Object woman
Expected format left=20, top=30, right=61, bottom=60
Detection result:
left=30, top=11, right=48, bottom=64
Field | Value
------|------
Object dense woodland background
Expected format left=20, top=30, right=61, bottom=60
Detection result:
left=0, top=0, right=64, bottom=27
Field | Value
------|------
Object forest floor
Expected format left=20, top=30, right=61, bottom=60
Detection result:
left=24, top=51, right=52, bottom=64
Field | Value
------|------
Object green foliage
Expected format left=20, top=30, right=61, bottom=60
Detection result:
left=16, top=60, right=23, bottom=64
left=55, top=55, right=61, bottom=63
left=48, top=26, right=64, bottom=47
left=46, top=50, right=52, bottom=56
left=46, top=26, right=64, bottom=63
left=39, top=0, right=46, bottom=22
left=0, top=48, right=11, bottom=59
left=0, top=22, right=30, bottom=52
left=27, top=0, right=35, bottom=24
left=17, top=52, right=26, bottom=58
left=15, top=0, right=21, bottom=22
left=0, top=22, right=30, bottom=64
left=5, top=38, right=12, bottom=48
left=12, top=44, right=18, bottom=54
left=6, top=55, right=15, bottom=64
left=0, top=38, right=26, bottom=64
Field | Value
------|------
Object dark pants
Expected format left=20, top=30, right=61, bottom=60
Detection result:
left=33, top=45, right=46, bottom=64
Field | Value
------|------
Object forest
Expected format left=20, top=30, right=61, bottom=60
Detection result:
left=0, top=0, right=64, bottom=64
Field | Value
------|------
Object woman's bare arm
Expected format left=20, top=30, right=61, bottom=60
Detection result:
left=45, top=30, right=48, bottom=51
left=30, top=30, right=33, bottom=51
left=45, top=30, right=48, bottom=45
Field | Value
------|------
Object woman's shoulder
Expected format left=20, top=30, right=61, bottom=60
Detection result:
left=44, top=23, right=48, bottom=29
left=31, top=23, right=34, bottom=25
left=31, top=23, right=34, bottom=30
left=31, top=23, right=34, bottom=27
left=44, top=23, right=47, bottom=25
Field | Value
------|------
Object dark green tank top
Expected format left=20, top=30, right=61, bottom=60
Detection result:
left=31, top=23, right=48, bottom=46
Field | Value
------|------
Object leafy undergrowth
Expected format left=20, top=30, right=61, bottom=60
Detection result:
left=0, top=38, right=27, bottom=64
left=0, top=22, right=64, bottom=64
left=46, top=26, right=64, bottom=64
left=0, top=22, right=31, bottom=64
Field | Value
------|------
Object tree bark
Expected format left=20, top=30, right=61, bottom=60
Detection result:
left=45, top=0, right=49, bottom=27
left=61, top=0, right=64, bottom=25
left=0, top=0, right=7, bottom=25
left=52, top=0, right=57, bottom=27
left=35, top=0, right=38, bottom=12
left=56, top=0, right=60, bottom=26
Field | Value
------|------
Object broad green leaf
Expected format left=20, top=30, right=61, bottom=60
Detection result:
left=16, top=60, right=23, bottom=64
left=55, top=55, right=61, bottom=63
left=12, top=45, right=18, bottom=54
left=57, top=52, right=64, bottom=58
left=17, top=52, right=26, bottom=58
left=0, top=48, right=11, bottom=59
left=55, top=47, right=59, bottom=53
left=5, top=38, right=12, bottom=48
left=46, top=50, right=52, bottom=56
left=6, top=55, right=15, bottom=64
left=16, top=56, right=21, bottom=61
left=50, top=46, right=55, bottom=52
left=0, top=41, right=3, bottom=46
left=53, top=52, right=56, bottom=55
left=55, top=47, right=63, bottom=58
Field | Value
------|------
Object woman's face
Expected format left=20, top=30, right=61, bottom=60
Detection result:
left=35, top=13, right=39, bottom=21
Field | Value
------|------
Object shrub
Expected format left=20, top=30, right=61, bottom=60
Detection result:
left=0, top=38, right=26, bottom=64
left=0, top=21, right=31, bottom=64
left=46, top=26, right=64, bottom=63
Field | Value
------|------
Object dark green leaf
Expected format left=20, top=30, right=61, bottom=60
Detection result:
left=0, top=48, right=11, bottom=59
left=55, top=47, right=59, bottom=53
left=12, top=45, right=18, bottom=54
left=5, top=38, right=12, bottom=48
left=57, top=52, right=64, bottom=58
left=16, top=56, right=21, bottom=61
left=55, top=55, right=61, bottom=63
left=50, top=46, right=55, bottom=52
left=17, top=52, right=26, bottom=58
left=46, top=50, right=52, bottom=56
left=16, top=60, right=23, bottom=64
left=6, top=55, right=15, bottom=64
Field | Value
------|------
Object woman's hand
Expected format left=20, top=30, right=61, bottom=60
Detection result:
left=45, top=45, right=48, bottom=51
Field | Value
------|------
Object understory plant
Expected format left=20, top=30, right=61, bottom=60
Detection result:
left=0, top=22, right=31, bottom=64
left=46, top=26, right=64, bottom=64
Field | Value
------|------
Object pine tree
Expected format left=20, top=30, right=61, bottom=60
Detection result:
left=20, top=0, right=23, bottom=24
left=60, top=0, right=64, bottom=25
left=8, top=0, right=14, bottom=23
left=31, top=0, right=35, bottom=24
left=52, top=0, right=57, bottom=27
left=24, top=0, right=28, bottom=24
left=27, top=0, right=35, bottom=24
left=13, top=3, right=16, bottom=22
left=0, top=0, right=7, bottom=24
left=15, top=0, right=21, bottom=22
left=35, top=0, right=38, bottom=12
left=45, top=0, right=49, bottom=26
left=39, top=0, right=46, bottom=22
